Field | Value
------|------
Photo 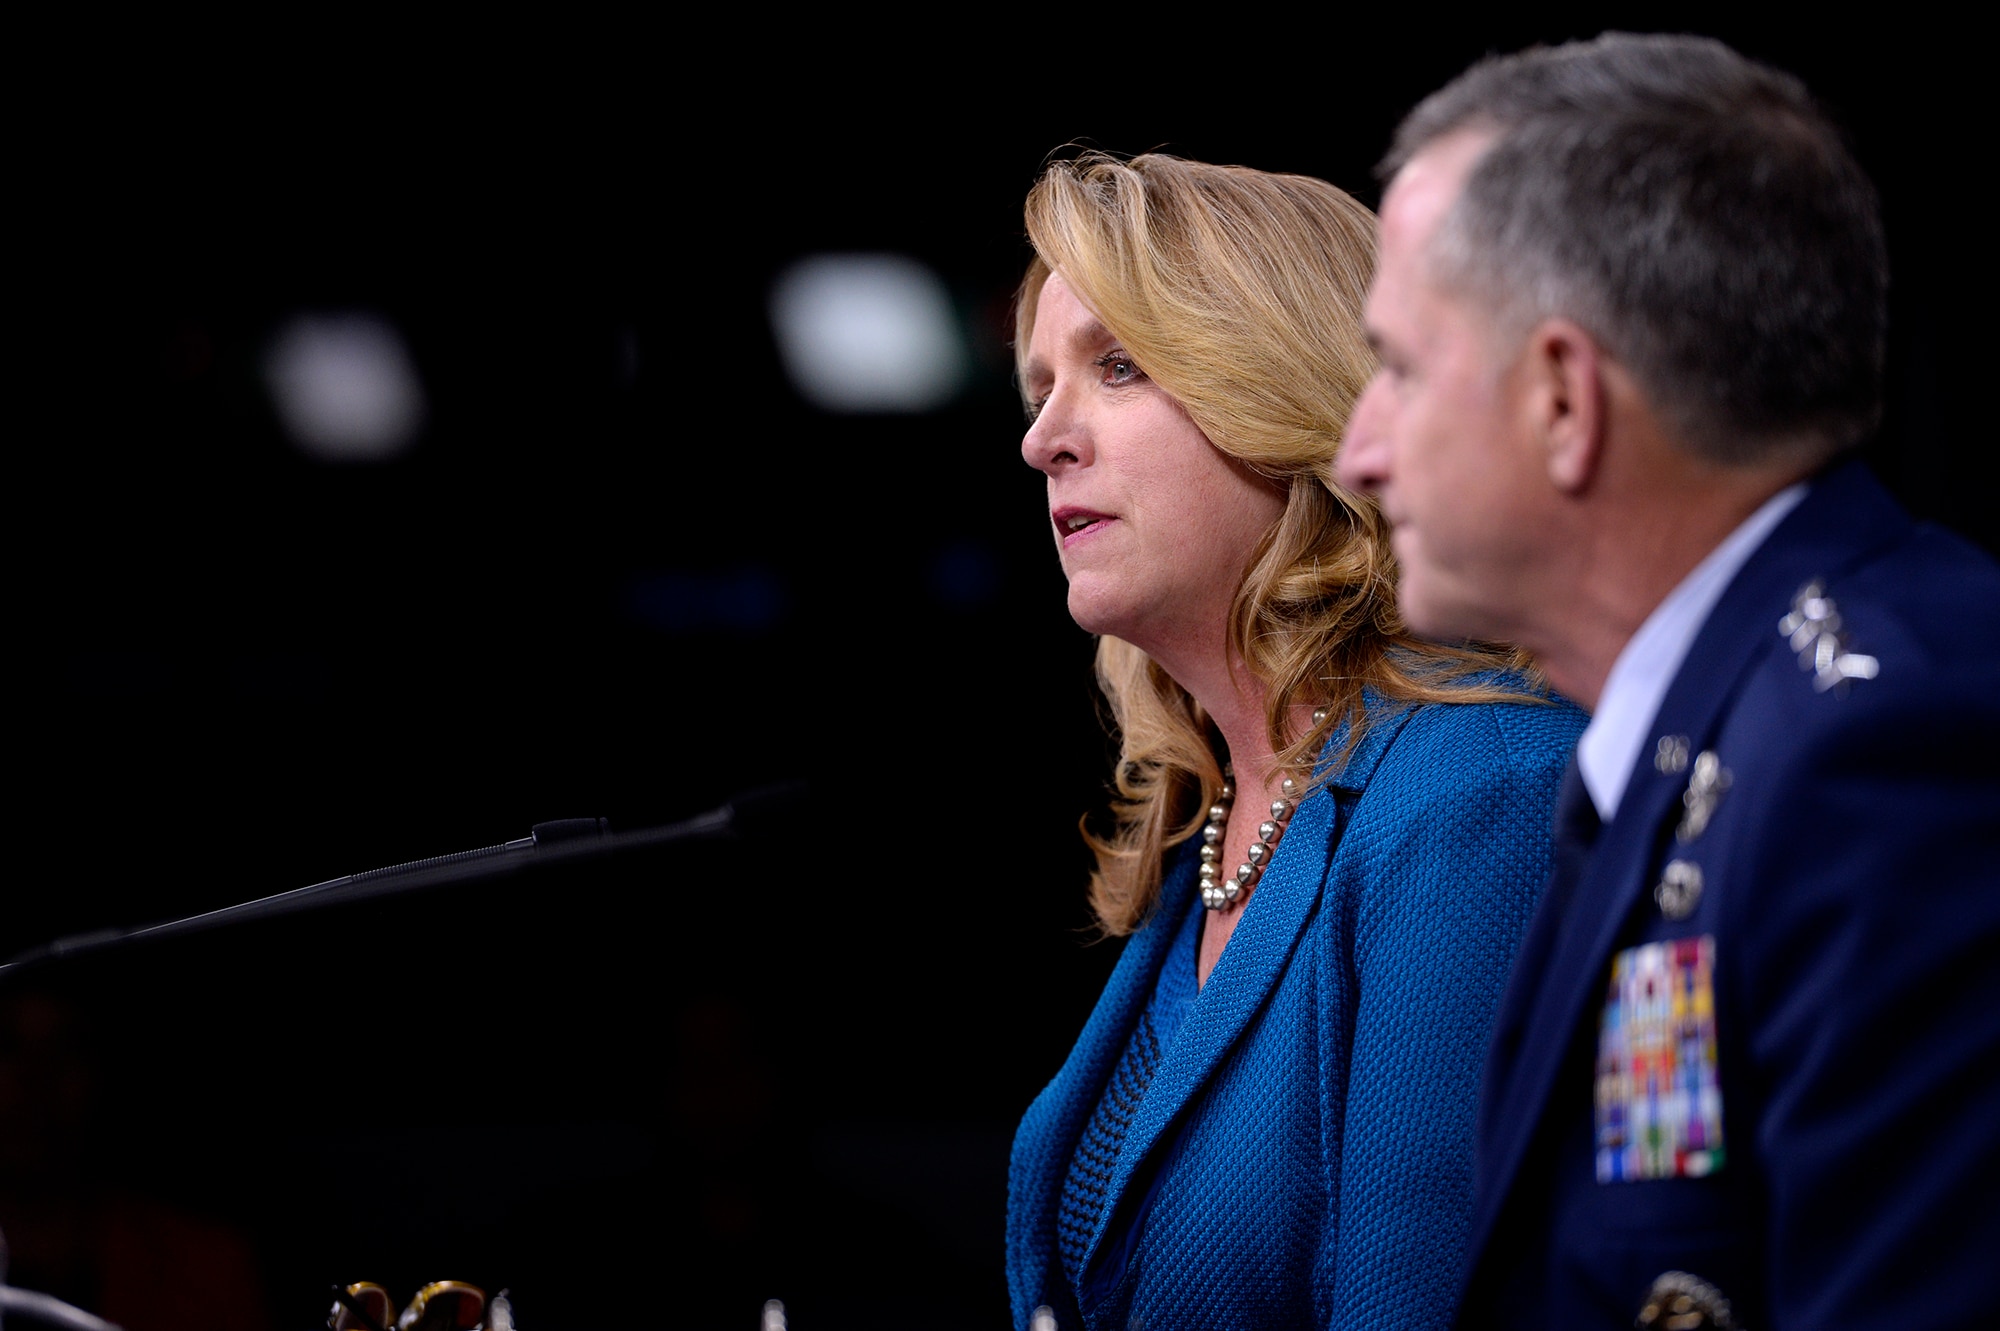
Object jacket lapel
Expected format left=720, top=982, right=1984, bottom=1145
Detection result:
left=1080, top=704, right=1419, bottom=1281
left=1465, top=460, right=1913, bottom=1263
left=1010, top=844, right=1196, bottom=1310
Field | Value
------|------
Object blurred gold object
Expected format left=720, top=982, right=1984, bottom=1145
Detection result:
left=329, top=1282, right=397, bottom=1331
left=398, top=1281, right=487, bottom=1331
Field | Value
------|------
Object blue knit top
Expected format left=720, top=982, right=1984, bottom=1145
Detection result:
left=1055, top=893, right=1202, bottom=1287
left=1006, top=692, right=1585, bottom=1331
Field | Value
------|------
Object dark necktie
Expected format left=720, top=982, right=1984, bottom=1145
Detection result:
left=1479, top=754, right=1601, bottom=1128
left=1544, top=756, right=1603, bottom=920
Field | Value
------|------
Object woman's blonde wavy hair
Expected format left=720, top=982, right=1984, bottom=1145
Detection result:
left=1018, top=151, right=1530, bottom=937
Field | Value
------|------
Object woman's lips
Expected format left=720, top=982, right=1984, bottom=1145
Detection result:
left=1053, top=508, right=1114, bottom=549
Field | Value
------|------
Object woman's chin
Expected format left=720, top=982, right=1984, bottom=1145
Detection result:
left=1064, top=586, right=1134, bottom=640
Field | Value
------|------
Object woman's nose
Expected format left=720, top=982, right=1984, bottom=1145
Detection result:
left=1021, top=395, right=1086, bottom=475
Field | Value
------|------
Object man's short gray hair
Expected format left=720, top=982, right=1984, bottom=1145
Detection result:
left=1385, top=33, right=1887, bottom=464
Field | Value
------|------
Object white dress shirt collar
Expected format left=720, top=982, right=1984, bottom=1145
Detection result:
left=1576, top=483, right=1808, bottom=820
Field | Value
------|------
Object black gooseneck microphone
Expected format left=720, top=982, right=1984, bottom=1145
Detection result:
left=0, top=780, right=805, bottom=984
left=1, top=1227, right=124, bottom=1331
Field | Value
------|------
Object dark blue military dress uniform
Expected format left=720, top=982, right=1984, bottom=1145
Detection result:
left=1456, top=461, right=2000, bottom=1329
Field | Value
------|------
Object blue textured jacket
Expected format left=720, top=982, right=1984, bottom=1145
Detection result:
left=1008, top=691, right=1584, bottom=1330
left=1458, top=461, right=2000, bottom=1328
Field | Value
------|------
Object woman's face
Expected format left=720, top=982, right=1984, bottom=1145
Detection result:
left=1020, top=274, right=1287, bottom=655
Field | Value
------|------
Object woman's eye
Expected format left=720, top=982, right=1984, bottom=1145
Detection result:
left=1095, top=352, right=1143, bottom=385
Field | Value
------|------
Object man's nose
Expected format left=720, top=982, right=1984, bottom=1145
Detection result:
left=1335, top=377, right=1390, bottom=493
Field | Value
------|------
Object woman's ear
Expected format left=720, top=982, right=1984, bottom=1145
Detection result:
left=1525, top=318, right=1607, bottom=494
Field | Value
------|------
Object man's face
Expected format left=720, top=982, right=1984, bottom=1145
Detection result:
left=1336, top=132, right=1556, bottom=646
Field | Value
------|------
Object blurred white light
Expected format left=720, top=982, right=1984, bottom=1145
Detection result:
left=769, top=254, right=969, bottom=413
left=263, top=312, right=426, bottom=461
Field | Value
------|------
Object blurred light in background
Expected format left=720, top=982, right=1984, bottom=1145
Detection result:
left=263, top=312, right=427, bottom=461
left=769, top=255, right=969, bottom=413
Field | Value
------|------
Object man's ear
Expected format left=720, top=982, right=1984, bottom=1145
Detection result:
left=1525, top=318, right=1606, bottom=494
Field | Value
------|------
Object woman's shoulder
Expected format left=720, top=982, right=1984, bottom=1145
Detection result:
left=1350, top=679, right=1584, bottom=804
left=1328, top=684, right=1582, bottom=882
left=1476, top=688, right=1588, bottom=764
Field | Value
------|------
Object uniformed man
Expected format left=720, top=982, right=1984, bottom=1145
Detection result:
left=1336, top=32, right=2000, bottom=1329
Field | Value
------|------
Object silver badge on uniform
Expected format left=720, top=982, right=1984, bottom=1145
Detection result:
left=1780, top=578, right=1880, bottom=693
left=1656, top=860, right=1703, bottom=920
left=1675, top=750, right=1731, bottom=845
left=1635, top=1270, right=1737, bottom=1330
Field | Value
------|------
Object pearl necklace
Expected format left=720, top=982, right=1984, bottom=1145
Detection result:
left=1198, top=773, right=1299, bottom=911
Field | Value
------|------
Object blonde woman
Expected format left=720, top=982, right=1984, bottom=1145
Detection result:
left=1005, top=153, right=1583, bottom=1330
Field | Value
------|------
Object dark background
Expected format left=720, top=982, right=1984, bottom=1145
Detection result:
left=6, top=15, right=1987, bottom=1331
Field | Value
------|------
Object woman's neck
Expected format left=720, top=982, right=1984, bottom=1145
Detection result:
left=1150, top=629, right=1281, bottom=791
left=1196, top=667, right=1287, bottom=986
left=1152, top=631, right=1307, bottom=986
left=1204, top=672, right=1283, bottom=798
